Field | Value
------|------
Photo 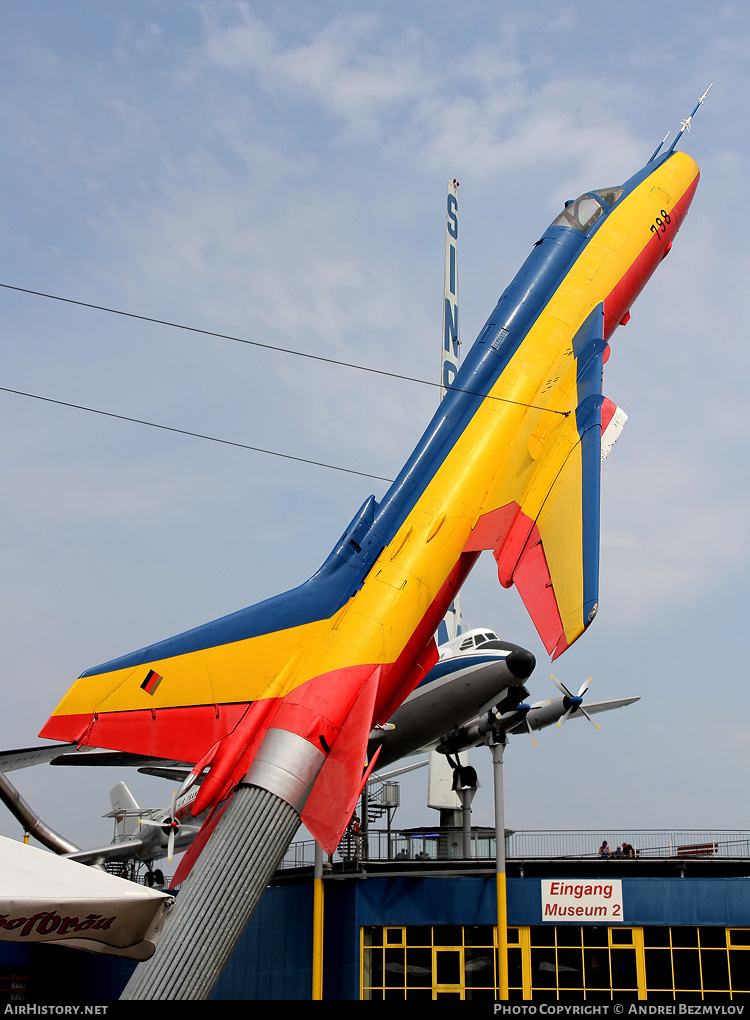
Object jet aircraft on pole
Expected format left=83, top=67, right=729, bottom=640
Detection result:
left=34, top=125, right=701, bottom=998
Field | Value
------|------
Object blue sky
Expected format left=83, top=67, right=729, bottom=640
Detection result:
left=0, top=1, right=748, bottom=854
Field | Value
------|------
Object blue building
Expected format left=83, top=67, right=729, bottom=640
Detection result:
left=2, top=829, right=750, bottom=1001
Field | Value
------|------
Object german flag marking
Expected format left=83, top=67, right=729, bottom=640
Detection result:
left=140, top=669, right=163, bottom=696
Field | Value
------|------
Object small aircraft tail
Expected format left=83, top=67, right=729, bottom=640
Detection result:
left=109, top=781, right=140, bottom=838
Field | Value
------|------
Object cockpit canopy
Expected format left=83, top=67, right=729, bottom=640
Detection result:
left=551, top=186, right=624, bottom=232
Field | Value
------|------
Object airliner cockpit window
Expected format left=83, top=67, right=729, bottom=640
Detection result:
left=551, top=193, right=605, bottom=232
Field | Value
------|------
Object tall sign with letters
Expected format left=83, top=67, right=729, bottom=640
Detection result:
left=441, top=179, right=460, bottom=399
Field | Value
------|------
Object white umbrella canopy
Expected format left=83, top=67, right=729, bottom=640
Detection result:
left=0, top=836, right=173, bottom=961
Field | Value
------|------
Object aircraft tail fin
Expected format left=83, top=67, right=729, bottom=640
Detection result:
left=109, top=781, right=140, bottom=838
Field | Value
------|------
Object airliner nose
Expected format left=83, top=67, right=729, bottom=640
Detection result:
left=506, top=647, right=536, bottom=680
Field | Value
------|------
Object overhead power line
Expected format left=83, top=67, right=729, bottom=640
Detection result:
left=0, top=280, right=572, bottom=483
left=0, top=281, right=439, bottom=387
left=0, top=282, right=567, bottom=416
left=0, top=386, right=394, bottom=484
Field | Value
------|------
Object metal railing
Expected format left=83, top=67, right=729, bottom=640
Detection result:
left=277, top=829, right=750, bottom=870
left=505, top=830, right=750, bottom=860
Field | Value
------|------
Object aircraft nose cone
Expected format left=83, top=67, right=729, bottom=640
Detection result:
left=505, top=647, right=536, bottom=680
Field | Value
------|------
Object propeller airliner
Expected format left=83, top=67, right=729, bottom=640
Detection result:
left=433, top=674, right=639, bottom=755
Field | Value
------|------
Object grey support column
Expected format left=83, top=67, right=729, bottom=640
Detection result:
left=122, top=785, right=300, bottom=1000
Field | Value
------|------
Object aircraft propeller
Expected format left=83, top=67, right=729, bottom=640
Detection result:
left=139, top=790, right=180, bottom=861
left=506, top=703, right=537, bottom=746
left=518, top=705, right=538, bottom=746
left=486, top=699, right=537, bottom=746
left=166, top=790, right=179, bottom=861
left=550, top=675, right=600, bottom=730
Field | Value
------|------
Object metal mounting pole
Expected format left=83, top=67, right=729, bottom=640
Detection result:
left=312, top=841, right=324, bottom=1000
left=458, top=786, right=477, bottom=859
left=487, top=728, right=509, bottom=1000
left=361, top=784, right=369, bottom=862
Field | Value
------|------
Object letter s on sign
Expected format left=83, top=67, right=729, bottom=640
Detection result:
left=447, top=194, right=458, bottom=239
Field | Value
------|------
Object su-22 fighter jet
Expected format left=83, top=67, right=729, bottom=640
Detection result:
left=40, top=133, right=701, bottom=863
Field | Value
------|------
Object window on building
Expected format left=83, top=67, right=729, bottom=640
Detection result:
left=361, top=925, right=750, bottom=1000
left=361, top=925, right=499, bottom=1000
left=641, top=927, right=747, bottom=998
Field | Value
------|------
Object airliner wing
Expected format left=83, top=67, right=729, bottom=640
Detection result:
left=65, top=837, right=147, bottom=866
left=0, top=743, right=79, bottom=771
left=582, top=696, right=640, bottom=715
left=0, top=743, right=188, bottom=773
left=51, top=751, right=190, bottom=770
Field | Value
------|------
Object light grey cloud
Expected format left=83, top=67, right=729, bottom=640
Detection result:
left=602, top=455, right=750, bottom=624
